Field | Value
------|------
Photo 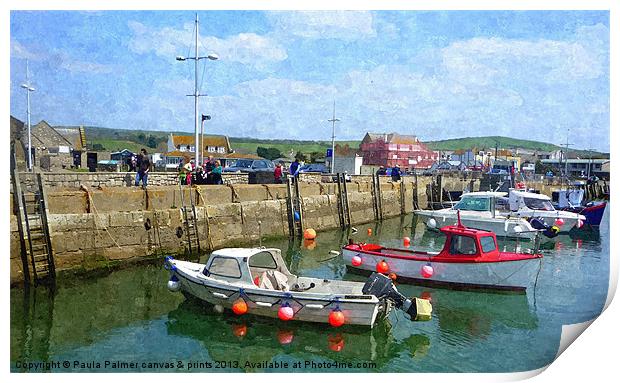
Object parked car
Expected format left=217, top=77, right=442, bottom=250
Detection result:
left=298, top=164, right=329, bottom=173
left=223, top=159, right=274, bottom=173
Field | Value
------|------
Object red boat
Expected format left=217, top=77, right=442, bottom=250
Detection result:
left=343, top=214, right=543, bottom=292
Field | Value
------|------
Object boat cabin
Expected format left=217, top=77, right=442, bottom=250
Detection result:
left=203, top=248, right=294, bottom=290
left=437, top=224, right=501, bottom=260
left=450, top=191, right=508, bottom=215
left=508, top=190, right=555, bottom=212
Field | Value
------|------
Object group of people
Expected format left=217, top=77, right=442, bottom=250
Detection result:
left=273, top=158, right=302, bottom=183
left=179, top=156, right=223, bottom=185
left=376, top=164, right=402, bottom=182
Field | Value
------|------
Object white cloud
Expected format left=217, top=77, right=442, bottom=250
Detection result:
left=11, top=40, right=43, bottom=61
left=127, top=21, right=287, bottom=67
left=11, top=39, right=114, bottom=74
left=267, top=11, right=376, bottom=41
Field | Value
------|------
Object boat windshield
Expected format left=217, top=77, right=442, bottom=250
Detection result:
left=452, top=197, right=490, bottom=212
left=449, top=235, right=478, bottom=255
left=523, top=197, right=555, bottom=211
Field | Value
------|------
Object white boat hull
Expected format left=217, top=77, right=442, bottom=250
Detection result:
left=342, top=249, right=542, bottom=292
left=415, top=210, right=538, bottom=241
left=168, top=260, right=388, bottom=327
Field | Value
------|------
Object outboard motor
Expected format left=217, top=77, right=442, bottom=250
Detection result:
left=362, top=272, right=432, bottom=321
left=529, top=217, right=560, bottom=238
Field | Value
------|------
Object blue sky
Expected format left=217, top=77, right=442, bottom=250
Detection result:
left=10, top=10, right=610, bottom=151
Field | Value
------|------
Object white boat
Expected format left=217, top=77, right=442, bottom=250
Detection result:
left=500, top=189, right=586, bottom=231
left=414, top=192, right=541, bottom=240
left=165, top=247, right=432, bottom=328
left=342, top=216, right=543, bottom=292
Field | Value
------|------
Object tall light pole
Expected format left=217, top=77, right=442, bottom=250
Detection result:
left=21, top=60, right=35, bottom=172
left=176, top=13, right=218, bottom=166
left=328, top=101, right=340, bottom=174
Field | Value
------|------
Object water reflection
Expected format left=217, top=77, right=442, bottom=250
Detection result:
left=165, top=298, right=431, bottom=371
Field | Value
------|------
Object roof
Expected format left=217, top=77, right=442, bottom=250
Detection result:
left=170, top=134, right=230, bottom=149
left=362, top=132, right=419, bottom=145
left=211, top=247, right=279, bottom=259
left=510, top=190, right=551, bottom=200
left=461, top=191, right=508, bottom=198
left=164, top=150, right=262, bottom=160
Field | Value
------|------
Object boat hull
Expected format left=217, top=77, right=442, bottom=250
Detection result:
left=342, top=249, right=542, bottom=292
left=168, top=260, right=388, bottom=328
left=560, top=202, right=606, bottom=226
left=414, top=210, right=537, bottom=240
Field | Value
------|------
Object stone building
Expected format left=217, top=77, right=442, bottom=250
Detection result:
left=359, top=132, right=437, bottom=170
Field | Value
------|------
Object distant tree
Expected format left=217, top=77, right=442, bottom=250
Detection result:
left=92, top=143, right=105, bottom=151
left=309, top=151, right=323, bottom=163
left=295, top=151, right=308, bottom=162
left=137, top=133, right=146, bottom=143
left=256, top=146, right=282, bottom=160
left=146, top=135, right=158, bottom=148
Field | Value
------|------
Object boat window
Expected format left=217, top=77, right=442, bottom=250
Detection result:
left=208, top=256, right=242, bottom=278
left=480, top=236, right=497, bottom=253
left=523, top=197, right=555, bottom=211
left=453, top=197, right=490, bottom=212
left=249, top=251, right=277, bottom=269
left=449, top=235, right=478, bottom=255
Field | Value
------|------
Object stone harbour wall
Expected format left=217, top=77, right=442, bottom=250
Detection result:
left=10, top=174, right=583, bottom=284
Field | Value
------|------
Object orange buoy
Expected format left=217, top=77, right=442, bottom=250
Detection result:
left=403, top=236, right=411, bottom=247
left=367, top=228, right=372, bottom=236
left=304, top=228, right=317, bottom=240
left=328, top=309, right=345, bottom=327
left=376, top=260, right=389, bottom=274
left=328, top=334, right=345, bottom=352
left=232, top=298, right=248, bottom=315
left=303, top=238, right=316, bottom=250
left=232, top=323, right=247, bottom=337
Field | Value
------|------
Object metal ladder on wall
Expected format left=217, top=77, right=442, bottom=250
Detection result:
left=286, top=176, right=304, bottom=237
left=336, top=173, right=351, bottom=229
left=179, top=183, right=201, bottom=257
left=371, top=173, right=383, bottom=221
left=13, top=171, right=56, bottom=284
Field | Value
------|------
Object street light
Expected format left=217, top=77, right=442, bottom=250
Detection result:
left=176, top=13, right=218, bottom=165
left=328, top=101, right=340, bottom=174
left=21, top=77, right=35, bottom=171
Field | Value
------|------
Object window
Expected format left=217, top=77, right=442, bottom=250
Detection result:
left=449, top=235, right=478, bottom=255
left=208, top=146, right=216, bottom=152
left=453, top=197, right=490, bottom=212
left=218, top=147, right=226, bottom=153
left=249, top=251, right=277, bottom=269
left=480, top=236, right=497, bottom=253
left=208, top=257, right=241, bottom=278
left=523, top=197, right=554, bottom=211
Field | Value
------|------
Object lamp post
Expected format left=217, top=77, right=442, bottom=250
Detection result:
left=176, top=13, right=218, bottom=166
left=21, top=61, right=35, bottom=172
left=328, top=101, right=340, bottom=174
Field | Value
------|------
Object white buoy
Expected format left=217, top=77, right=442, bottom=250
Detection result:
left=167, top=279, right=181, bottom=292
left=427, top=218, right=437, bottom=229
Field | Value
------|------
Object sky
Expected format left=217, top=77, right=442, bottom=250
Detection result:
left=9, top=10, right=610, bottom=151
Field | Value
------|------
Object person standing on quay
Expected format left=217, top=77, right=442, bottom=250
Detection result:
left=274, top=162, right=283, bottom=183
left=289, top=158, right=300, bottom=178
left=135, top=148, right=150, bottom=189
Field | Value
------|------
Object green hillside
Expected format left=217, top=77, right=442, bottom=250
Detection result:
left=70, top=126, right=606, bottom=159
left=426, top=136, right=560, bottom=152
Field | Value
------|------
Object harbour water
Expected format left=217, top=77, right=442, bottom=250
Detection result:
left=10, top=207, right=609, bottom=373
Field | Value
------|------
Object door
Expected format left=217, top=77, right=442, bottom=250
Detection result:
left=86, top=152, right=97, bottom=172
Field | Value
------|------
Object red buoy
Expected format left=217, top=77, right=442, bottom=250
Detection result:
left=421, top=264, right=434, bottom=278
left=403, top=236, right=411, bottom=247
left=232, top=299, right=248, bottom=315
left=254, top=276, right=260, bottom=286
left=351, top=255, right=362, bottom=266
left=328, top=309, right=345, bottom=327
left=376, top=260, right=389, bottom=274
left=278, top=304, right=294, bottom=321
